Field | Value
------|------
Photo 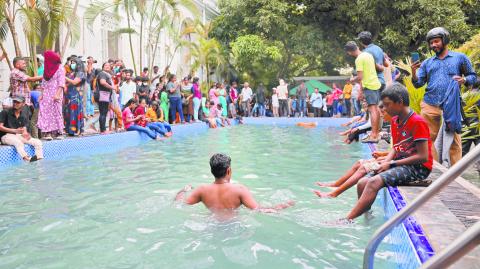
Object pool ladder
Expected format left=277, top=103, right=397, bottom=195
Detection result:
left=363, top=144, right=480, bottom=269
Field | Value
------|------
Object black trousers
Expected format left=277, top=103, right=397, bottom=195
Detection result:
left=98, top=101, right=110, bottom=132
left=279, top=99, right=288, bottom=117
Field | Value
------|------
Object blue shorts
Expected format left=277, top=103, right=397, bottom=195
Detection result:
left=363, top=88, right=380, bottom=105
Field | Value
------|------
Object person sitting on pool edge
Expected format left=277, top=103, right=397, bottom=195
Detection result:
left=0, top=95, right=43, bottom=162
left=345, top=83, right=433, bottom=220
left=175, top=153, right=295, bottom=217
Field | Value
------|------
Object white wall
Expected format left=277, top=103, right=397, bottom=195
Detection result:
left=0, top=0, right=218, bottom=100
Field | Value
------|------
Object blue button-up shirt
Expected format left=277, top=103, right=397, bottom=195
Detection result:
left=363, top=44, right=385, bottom=85
left=413, top=51, right=477, bottom=106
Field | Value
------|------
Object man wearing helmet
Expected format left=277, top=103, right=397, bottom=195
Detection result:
left=411, top=27, right=477, bottom=165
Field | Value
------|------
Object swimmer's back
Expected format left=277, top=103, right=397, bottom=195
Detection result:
left=186, top=183, right=258, bottom=211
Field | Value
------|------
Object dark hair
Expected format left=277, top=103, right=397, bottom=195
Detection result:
left=143, top=67, right=148, bottom=72
left=381, top=83, right=410, bottom=106
left=209, top=100, right=215, bottom=105
left=209, top=153, right=231, bottom=179
left=13, top=57, right=24, bottom=66
left=193, top=77, right=199, bottom=83
left=168, top=74, right=176, bottom=82
left=102, top=62, right=110, bottom=69
left=153, top=65, right=159, bottom=69
left=344, top=41, right=358, bottom=52
left=357, top=31, right=373, bottom=45
left=125, top=98, right=136, bottom=108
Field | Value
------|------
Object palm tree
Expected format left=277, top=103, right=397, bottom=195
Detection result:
left=187, top=20, right=226, bottom=92
left=85, top=0, right=198, bottom=75
left=2, top=0, right=23, bottom=57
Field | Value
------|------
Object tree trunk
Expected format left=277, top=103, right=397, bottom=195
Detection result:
left=149, top=6, right=164, bottom=80
left=3, top=6, right=22, bottom=57
left=0, top=43, right=13, bottom=70
left=125, top=3, right=137, bottom=75
left=139, top=14, right=143, bottom=73
left=60, top=0, right=80, bottom=58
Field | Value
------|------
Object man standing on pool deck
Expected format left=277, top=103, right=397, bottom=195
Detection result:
left=411, top=27, right=476, bottom=166
left=175, top=153, right=294, bottom=216
left=345, top=41, right=382, bottom=143
left=346, top=83, right=433, bottom=220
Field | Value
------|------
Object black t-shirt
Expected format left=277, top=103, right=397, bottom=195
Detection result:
left=96, top=71, right=112, bottom=92
left=0, top=108, right=29, bottom=139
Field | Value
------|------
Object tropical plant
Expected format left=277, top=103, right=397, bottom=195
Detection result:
left=395, top=58, right=426, bottom=114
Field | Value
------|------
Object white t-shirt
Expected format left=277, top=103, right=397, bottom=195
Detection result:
left=150, top=72, right=160, bottom=91
left=277, top=85, right=288, bottom=100
left=351, top=83, right=361, bottom=99
left=120, top=80, right=137, bottom=105
left=241, top=87, right=253, bottom=102
left=271, top=94, right=279, bottom=107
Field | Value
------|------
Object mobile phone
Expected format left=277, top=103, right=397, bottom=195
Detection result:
left=410, top=52, right=420, bottom=63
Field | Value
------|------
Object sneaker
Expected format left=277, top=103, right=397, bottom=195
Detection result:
left=30, top=155, right=38, bottom=162
left=43, top=136, right=53, bottom=141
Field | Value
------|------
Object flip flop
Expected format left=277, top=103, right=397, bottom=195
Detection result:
left=30, top=155, right=38, bottom=162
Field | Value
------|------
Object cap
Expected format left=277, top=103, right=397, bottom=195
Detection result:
left=356, top=31, right=373, bottom=44
left=12, top=95, right=25, bottom=103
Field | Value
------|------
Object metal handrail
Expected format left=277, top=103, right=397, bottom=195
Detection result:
left=420, top=221, right=480, bottom=269
left=363, top=144, right=480, bottom=269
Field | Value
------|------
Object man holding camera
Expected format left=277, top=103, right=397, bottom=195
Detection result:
left=411, top=27, right=477, bottom=165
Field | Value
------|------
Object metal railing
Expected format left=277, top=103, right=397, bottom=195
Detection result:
left=420, top=220, right=480, bottom=269
left=363, top=144, right=480, bottom=269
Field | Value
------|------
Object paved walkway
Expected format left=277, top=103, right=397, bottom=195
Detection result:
left=400, top=163, right=480, bottom=268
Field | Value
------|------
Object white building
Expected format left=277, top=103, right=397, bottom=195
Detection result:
left=0, top=0, right=218, bottom=99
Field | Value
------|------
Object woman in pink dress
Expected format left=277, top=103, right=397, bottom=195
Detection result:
left=37, top=51, right=66, bottom=140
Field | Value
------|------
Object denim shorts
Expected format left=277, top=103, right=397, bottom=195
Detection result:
left=374, top=164, right=431, bottom=186
left=363, top=88, right=380, bottom=105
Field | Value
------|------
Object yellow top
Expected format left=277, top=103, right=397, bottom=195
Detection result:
left=146, top=107, right=164, bottom=122
left=355, top=52, right=381, bottom=90
left=343, top=84, right=352, bottom=99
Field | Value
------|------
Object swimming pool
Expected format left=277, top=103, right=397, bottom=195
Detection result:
left=0, top=122, right=420, bottom=268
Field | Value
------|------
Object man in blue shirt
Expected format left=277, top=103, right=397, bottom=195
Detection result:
left=411, top=27, right=477, bottom=165
left=357, top=31, right=388, bottom=92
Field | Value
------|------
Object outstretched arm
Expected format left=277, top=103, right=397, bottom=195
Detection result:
left=240, top=186, right=295, bottom=213
left=175, top=184, right=196, bottom=203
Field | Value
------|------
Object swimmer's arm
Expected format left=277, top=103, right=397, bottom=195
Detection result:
left=174, top=185, right=196, bottom=203
left=239, top=186, right=294, bottom=213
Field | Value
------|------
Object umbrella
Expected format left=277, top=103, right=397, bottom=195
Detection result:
left=289, top=80, right=331, bottom=95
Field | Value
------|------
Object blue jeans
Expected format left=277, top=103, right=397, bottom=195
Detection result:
left=169, top=97, right=184, bottom=123
left=333, top=100, right=339, bottom=115
left=147, top=122, right=167, bottom=136
left=127, top=125, right=157, bottom=139
left=298, top=99, right=307, bottom=116
left=352, top=98, right=360, bottom=115
left=257, top=103, right=265, bottom=116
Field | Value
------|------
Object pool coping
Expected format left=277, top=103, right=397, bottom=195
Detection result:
left=367, top=143, right=435, bottom=264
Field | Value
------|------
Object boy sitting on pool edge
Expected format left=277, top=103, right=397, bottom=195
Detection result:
left=175, top=153, right=295, bottom=217
left=345, top=83, right=433, bottom=220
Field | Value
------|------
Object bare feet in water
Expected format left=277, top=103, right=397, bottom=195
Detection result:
left=316, top=181, right=336, bottom=187
left=313, top=190, right=336, bottom=198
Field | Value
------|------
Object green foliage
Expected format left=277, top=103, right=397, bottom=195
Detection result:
left=395, top=59, right=426, bottom=114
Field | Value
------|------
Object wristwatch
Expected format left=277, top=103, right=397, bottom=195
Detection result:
left=389, top=160, right=397, bottom=168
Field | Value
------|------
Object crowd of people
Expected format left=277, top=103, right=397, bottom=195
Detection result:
left=176, top=27, right=478, bottom=222
left=0, top=27, right=478, bottom=224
